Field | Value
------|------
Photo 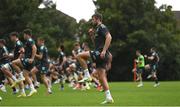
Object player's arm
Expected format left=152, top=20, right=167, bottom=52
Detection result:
left=103, top=32, right=112, bottom=52
left=60, top=56, right=67, bottom=67
left=88, top=28, right=95, bottom=45
left=31, top=44, right=37, bottom=61
left=35, top=52, right=43, bottom=60
left=18, top=47, right=25, bottom=59
left=72, top=50, right=76, bottom=58
left=3, top=47, right=9, bottom=58
left=101, top=32, right=112, bottom=58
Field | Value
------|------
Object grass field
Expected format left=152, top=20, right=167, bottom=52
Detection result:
left=0, top=82, right=180, bottom=106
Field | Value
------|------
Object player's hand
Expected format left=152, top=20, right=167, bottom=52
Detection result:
left=88, top=28, right=94, bottom=36
left=100, top=50, right=106, bottom=59
left=144, top=55, right=147, bottom=58
left=28, top=58, right=34, bottom=64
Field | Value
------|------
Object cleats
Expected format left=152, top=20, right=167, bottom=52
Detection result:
left=154, top=83, right=160, bottom=87
left=101, top=98, right=114, bottom=104
left=17, top=93, right=26, bottom=98
left=78, top=77, right=92, bottom=83
left=27, top=89, right=37, bottom=97
left=137, top=83, right=143, bottom=87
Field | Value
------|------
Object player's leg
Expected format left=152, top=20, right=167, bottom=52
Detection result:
left=0, top=64, right=18, bottom=87
left=31, top=67, right=39, bottom=88
left=106, top=52, right=112, bottom=71
left=11, top=59, right=25, bottom=82
left=40, top=63, right=52, bottom=94
left=41, top=74, right=52, bottom=94
left=23, top=70, right=37, bottom=97
left=17, top=80, right=26, bottom=97
left=77, top=51, right=91, bottom=81
left=152, top=65, right=160, bottom=87
left=137, top=68, right=143, bottom=87
left=0, top=69, right=6, bottom=93
left=97, top=68, right=113, bottom=104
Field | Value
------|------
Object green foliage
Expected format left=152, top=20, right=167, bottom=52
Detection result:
left=0, top=0, right=77, bottom=57
left=94, top=0, right=180, bottom=80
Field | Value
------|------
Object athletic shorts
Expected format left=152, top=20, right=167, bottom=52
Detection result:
left=136, top=67, right=145, bottom=74
left=90, top=50, right=109, bottom=69
left=21, top=58, right=35, bottom=71
left=150, top=63, right=158, bottom=72
left=1, top=63, right=14, bottom=72
left=36, top=62, right=49, bottom=74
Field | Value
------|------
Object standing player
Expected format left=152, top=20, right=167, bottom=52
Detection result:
left=135, top=50, right=145, bottom=87
left=31, top=37, right=52, bottom=94
left=77, top=13, right=114, bottom=104
left=12, top=29, right=37, bottom=97
left=144, top=47, right=160, bottom=87
left=57, top=45, right=67, bottom=90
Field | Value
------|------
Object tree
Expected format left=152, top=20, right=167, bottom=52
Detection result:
left=92, top=0, right=180, bottom=81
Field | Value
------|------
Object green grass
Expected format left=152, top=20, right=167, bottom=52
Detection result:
left=0, top=82, right=180, bottom=106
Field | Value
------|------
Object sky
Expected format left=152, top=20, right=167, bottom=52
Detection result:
left=40, top=0, right=180, bottom=22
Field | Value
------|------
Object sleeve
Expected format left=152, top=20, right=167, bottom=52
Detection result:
left=3, top=46, right=9, bottom=55
left=152, top=52, right=156, bottom=56
left=28, top=39, right=35, bottom=47
left=100, top=25, right=109, bottom=37
left=39, top=46, right=44, bottom=54
left=17, top=41, right=23, bottom=48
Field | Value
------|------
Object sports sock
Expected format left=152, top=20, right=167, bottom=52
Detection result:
left=105, top=90, right=112, bottom=100
left=30, top=84, right=35, bottom=90
left=84, top=69, right=90, bottom=78
left=12, top=75, right=17, bottom=81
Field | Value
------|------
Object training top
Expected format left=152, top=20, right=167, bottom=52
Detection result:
left=14, top=40, right=23, bottom=60
left=137, top=55, right=145, bottom=68
left=0, top=46, right=9, bottom=64
left=150, top=51, right=159, bottom=64
left=24, top=38, right=35, bottom=58
left=94, top=24, right=109, bottom=51
left=38, top=45, right=48, bottom=63
left=59, top=51, right=65, bottom=64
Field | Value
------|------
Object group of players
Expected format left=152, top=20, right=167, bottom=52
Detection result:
left=0, top=13, right=114, bottom=104
left=134, top=48, right=160, bottom=87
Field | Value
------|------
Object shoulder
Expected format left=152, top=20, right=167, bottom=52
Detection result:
left=28, top=38, right=35, bottom=44
left=100, top=24, right=107, bottom=29
left=17, top=40, right=23, bottom=46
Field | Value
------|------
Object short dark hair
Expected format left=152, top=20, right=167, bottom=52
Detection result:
left=23, top=29, right=32, bottom=36
left=151, top=47, right=156, bottom=51
left=60, top=45, right=65, bottom=52
left=92, top=13, right=103, bottom=21
left=9, top=32, right=18, bottom=37
left=0, top=39, right=6, bottom=45
left=136, top=50, right=141, bottom=54
left=74, top=42, right=80, bottom=47
left=37, top=37, right=45, bottom=41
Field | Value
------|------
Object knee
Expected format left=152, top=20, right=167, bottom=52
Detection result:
left=77, top=54, right=82, bottom=60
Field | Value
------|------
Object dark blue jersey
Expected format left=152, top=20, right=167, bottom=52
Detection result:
left=94, top=24, right=109, bottom=50
left=38, top=45, right=48, bottom=63
left=0, top=46, right=10, bottom=64
left=59, top=51, right=65, bottom=64
left=14, top=40, right=23, bottom=60
left=24, top=38, right=35, bottom=58
left=150, top=52, right=159, bottom=64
